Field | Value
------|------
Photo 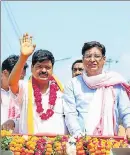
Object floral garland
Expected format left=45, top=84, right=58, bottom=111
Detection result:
left=32, top=76, right=59, bottom=120
left=1, top=130, right=129, bottom=155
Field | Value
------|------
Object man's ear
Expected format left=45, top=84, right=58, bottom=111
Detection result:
left=2, top=70, right=10, bottom=77
left=31, top=65, right=33, bottom=73
left=103, top=56, right=106, bottom=64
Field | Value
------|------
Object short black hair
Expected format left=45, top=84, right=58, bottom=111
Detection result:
left=82, top=41, right=106, bottom=56
left=24, top=63, right=28, bottom=70
left=72, top=59, right=83, bottom=70
left=32, top=49, right=55, bottom=66
left=2, top=55, right=28, bottom=73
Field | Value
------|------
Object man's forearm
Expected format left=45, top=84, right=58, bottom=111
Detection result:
left=65, top=114, right=82, bottom=137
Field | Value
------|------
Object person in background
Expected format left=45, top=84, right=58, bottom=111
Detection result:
left=72, top=59, right=84, bottom=78
left=20, top=62, right=28, bottom=80
left=1, top=55, right=28, bottom=125
left=63, top=41, right=130, bottom=139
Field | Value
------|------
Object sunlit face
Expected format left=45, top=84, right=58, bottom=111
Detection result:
left=31, top=60, right=53, bottom=82
left=1, top=68, right=26, bottom=89
left=1, top=70, right=10, bottom=89
left=72, top=63, right=84, bottom=77
left=82, top=47, right=106, bottom=76
left=20, top=69, right=27, bottom=80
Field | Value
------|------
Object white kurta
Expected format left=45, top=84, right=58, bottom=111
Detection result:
left=85, top=88, right=114, bottom=136
left=1, top=88, right=10, bottom=125
left=12, top=80, right=68, bottom=135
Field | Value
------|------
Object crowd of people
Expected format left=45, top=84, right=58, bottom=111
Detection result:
left=1, top=33, right=130, bottom=140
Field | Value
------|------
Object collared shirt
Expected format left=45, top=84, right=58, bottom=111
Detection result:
left=11, top=80, right=68, bottom=135
left=63, top=75, right=130, bottom=136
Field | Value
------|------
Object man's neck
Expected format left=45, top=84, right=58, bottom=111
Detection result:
left=36, top=81, right=49, bottom=94
left=87, top=70, right=103, bottom=77
left=1, top=85, right=9, bottom=91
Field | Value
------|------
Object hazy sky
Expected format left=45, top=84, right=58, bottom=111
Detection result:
left=1, top=1, right=130, bottom=84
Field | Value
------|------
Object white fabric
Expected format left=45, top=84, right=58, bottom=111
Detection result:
left=85, top=88, right=114, bottom=135
left=83, top=70, right=126, bottom=89
left=66, top=137, right=76, bottom=155
left=1, top=88, right=20, bottom=125
left=11, top=80, right=68, bottom=135
left=1, top=88, right=10, bottom=125
left=13, top=118, right=20, bottom=133
left=83, top=71, right=115, bottom=135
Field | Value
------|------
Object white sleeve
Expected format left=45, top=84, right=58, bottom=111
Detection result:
left=9, top=80, right=27, bottom=105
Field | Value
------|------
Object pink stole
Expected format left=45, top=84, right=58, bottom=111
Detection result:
left=82, top=71, right=130, bottom=135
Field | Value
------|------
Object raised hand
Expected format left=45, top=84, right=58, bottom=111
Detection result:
left=20, top=33, right=36, bottom=57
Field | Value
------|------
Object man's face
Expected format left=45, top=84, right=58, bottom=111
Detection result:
left=72, top=63, right=84, bottom=77
left=1, top=70, right=10, bottom=89
left=31, top=60, right=53, bottom=82
left=83, top=47, right=106, bottom=76
left=20, top=69, right=27, bottom=80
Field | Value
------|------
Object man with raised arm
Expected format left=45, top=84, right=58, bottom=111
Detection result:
left=2, top=33, right=68, bottom=135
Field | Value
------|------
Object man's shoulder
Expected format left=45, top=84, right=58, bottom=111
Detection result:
left=66, top=75, right=83, bottom=85
left=113, top=84, right=129, bottom=98
left=57, top=90, right=63, bottom=98
left=113, top=84, right=126, bottom=91
left=64, top=75, right=84, bottom=91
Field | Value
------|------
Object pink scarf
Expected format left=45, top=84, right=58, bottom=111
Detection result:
left=82, top=71, right=130, bottom=136
left=8, top=97, right=20, bottom=119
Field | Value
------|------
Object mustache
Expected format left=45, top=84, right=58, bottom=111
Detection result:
left=39, top=71, right=48, bottom=76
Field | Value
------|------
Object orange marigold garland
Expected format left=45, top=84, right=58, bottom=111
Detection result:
left=1, top=130, right=129, bottom=155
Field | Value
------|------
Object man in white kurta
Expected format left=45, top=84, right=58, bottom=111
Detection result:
left=12, top=80, right=68, bottom=135
left=2, top=33, right=68, bottom=135
left=1, top=55, right=28, bottom=125
left=1, top=88, right=10, bottom=125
